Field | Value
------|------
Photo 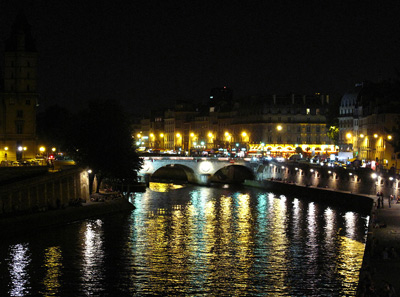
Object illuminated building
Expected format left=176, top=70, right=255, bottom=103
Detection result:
left=0, top=12, right=38, bottom=162
left=136, top=91, right=336, bottom=157
left=339, top=81, right=400, bottom=169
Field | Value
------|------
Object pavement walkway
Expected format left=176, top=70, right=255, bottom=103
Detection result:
left=357, top=195, right=400, bottom=296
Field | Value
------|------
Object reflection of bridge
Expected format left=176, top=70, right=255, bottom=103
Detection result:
left=138, top=156, right=257, bottom=185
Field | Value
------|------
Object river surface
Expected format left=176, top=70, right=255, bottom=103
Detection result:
left=0, top=183, right=369, bottom=296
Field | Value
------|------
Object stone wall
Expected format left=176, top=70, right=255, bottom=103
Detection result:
left=254, top=161, right=399, bottom=198
left=0, top=168, right=89, bottom=216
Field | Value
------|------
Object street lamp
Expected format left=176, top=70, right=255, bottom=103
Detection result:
left=371, top=173, right=378, bottom=194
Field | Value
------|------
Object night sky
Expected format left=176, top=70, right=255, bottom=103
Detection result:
left=1, top=0, right=400, bottom=115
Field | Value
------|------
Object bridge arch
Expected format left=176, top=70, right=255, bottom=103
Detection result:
left=151, top=164, right=197, bottom=183
left=211, top=165, right=255, bottom=183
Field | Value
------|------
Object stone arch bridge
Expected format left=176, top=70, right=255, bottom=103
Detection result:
left=139, top=156, right=259, bottom=185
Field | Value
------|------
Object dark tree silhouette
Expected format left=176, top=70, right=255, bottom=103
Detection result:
left=36, top=105, right=72, bottom=151
left=65, top=99, right=142, bottom=193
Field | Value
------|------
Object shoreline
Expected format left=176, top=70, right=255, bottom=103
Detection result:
left=0, top=197, right=135, bottom=238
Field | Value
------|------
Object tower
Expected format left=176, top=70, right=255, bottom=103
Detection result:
left=1, top=12, right=38, bottom=162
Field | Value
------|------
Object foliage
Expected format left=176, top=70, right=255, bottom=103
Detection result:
left=63, top=99, right=142, bottom=189
left=36, top=105, right=72, bottom=150
left=327, top=126, right=339, bottom=145
left=385, top=124, right=400, bottom=159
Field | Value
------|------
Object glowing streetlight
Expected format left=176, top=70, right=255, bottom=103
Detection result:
left=137, top=133, right=142, bottom=138
left=241, top=131, right=247, bottom=137
left=176, top=133, right=181, bottom=138
left=277, top=125, right=282, bottom=131
left=388, top=135, right=392, bottom=140
left=160, top=133, right=164, bottom=138
left=39, top=146, right=45, bottom=153
left=360, top=134, right=365, bottom=138
left=346, top=133, right=352, bottom=139
left=374, top=134, right=378, bottom=138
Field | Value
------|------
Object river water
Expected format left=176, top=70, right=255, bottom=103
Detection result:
left=0, top=183, right=369, bottom=296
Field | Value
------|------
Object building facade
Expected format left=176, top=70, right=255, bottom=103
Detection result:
left=134, top=91, right=337, bottom=158
left=338, top=81, right=400, bottom=170
left=0, top=13, right=38, bottom=162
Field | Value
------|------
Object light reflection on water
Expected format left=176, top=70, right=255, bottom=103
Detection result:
left=0, top=183, right=369, bottom=296
left=7, top=243, right=31, bottom=297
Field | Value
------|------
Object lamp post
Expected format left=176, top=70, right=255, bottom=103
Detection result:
left=4, top=146, right=8, bottom=161
left=371, top=173, right=378, bottom=195
left=175, top=133, right=181, bottom=152
left=208, top=132, right=214, bottom=149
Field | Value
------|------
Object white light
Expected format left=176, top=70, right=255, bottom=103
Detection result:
left=371, top=173, right=377, bottom=179
left=200, top=161, right=212, bottom=173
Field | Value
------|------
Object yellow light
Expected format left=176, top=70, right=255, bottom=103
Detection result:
left=52, top=147, right=56, bottom=152
left=360, top=134, right=364, bottom=138
left=176, top=133, right=181, bottom=138
left=160, top=133, right=164, bottom=138
left=39, top=146, right=45, bottom=152
left=190, top=133, right=195, bottom=137
left=208, top=132, right=213, bottom=138
left=346, top=133, right=352, bottom=139
left=388, top=135, right=392, bottom=140
left=150, top=133, right=154, bottom=138
left=224, top=131, right=229, bottom=136
left=242, top=131, right=247, bottom=137
left=23, top=147, right=27, bottom=151
left=4, top=146, right=8, bottom=151
left=374, top=134, right=378, bottom=138
left=137, top=133, right=141, bottom=138
left=277, top=125, right=282, bottom=131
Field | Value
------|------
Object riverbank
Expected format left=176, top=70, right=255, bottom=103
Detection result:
left=357, top=197, right=400, bottom=296
left=244, top=179, right=373, bottom=214
left=0, top=197, right=134, bottom=238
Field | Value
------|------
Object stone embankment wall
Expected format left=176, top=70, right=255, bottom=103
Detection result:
left=252, top=161, right=398, bottom=198
left=0, top=167, right=89, bottom=216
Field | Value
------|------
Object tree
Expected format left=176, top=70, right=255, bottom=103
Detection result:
left=36, top=105, right=72, bottom=151
left=65, top=99, right=142, bottom=194
left=327, top=126, right=339, bottom=145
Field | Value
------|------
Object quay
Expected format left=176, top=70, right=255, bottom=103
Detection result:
left=357, top=196, right=400, bottom=296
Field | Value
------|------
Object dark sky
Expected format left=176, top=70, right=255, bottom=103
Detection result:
left=1, top=0, right=400, bottom=115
